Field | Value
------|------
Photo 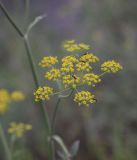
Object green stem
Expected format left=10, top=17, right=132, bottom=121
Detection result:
left=0, top=123, right=12, bottom=160
left=51, top=98, right=61, bottom=134
left=24, top=0, right=30, bottom=26
left=0, top=2, right=24, bottom=37
left=0, top=1, right=53, bottom=159
left=23, top=35, right=39, bottom=88
left=10, top=135, right=16, bottom=159
left=51, top=89, right=74, bottom=159
left=99, top=71, right=108, bottom=77
left=51, top=97, right=61, bottom=160
left=51, top=89, right=74, bottom=134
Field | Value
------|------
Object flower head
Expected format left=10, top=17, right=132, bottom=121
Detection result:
left=101, top=60, right=123, bottom=73
left=78, top=43, right=90, bottom=50
left=0, top=103, right=8, bottom=114
left=63, top=40, right=90, bottom=52
left=62, top=56, right=78, bottom=64
left=62, top=74, right=80, bottom=88
left=0, top=89, right=25, bottom=114
left=35, top=40, right=123, bottom=108
left=39, top=56, right=58, bottom=68
left=0, top=89, right=10, bottom=114
left=34, top=86, right=53, bottom=101
left=61, top=55, right=78, bottom=73
left=63, top=40, right=80, bottom=52
left=80, top=53, right=99, bottom=63
left=74, top=91, right=96, bottom=106
left=83, top=73, right=101, bottom=86
left=45, top=69, right=61, bottom=81
left=11, top=91, right=25, bottom=102
left=76, top=61, right=92, bottom=72
left=8, top=122, right=32, bottom=138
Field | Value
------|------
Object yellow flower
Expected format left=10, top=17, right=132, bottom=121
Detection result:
left=34, top=86, right=53, bottom=101
left=76, top=61, right=92, bottom=72
left=0, top=89, right=10, bottom=114
left=11, top=91, right=25, bottom=102
left=83, top=73, right=101, bottom=86
left=45, top=69, right=61, bottom=81
left=61, top=65, right=74, bottom=73
left=0, top=103, right=8, bottom=114
left=78, top=43, right=90, bottom=50
left=62, top=56, right=78, bottom=64
left=8, top=122, right=32, bottom=138
left=63, top=40, right=90, bottom=52
left=62, top=74, right=80, bottom=88
left=74, top=91, right=96, bottom=106
left=101, top=60, right=123, bottom=73
left=36, top=40, right=123, bottom=107
left=25, top=124, right=32, bottom=130
left=65, top=40, right=75, bottom=44
left=63, top=40, right=80, bottom=52
left=80, top=53, right=99, bottom=63
left=39, top=56, right=58, bottom=68
left=61, top=56, right=78, bottom=73
left=0, top=89, right=10, bottom=104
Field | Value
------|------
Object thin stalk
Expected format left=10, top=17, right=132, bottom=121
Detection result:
left=0, top=2, right=24, bottom=37
left=51, top=89, right=74, bottom=134
left=24, top=0, right=30, bottom=26
left=99, top=71, right=108, bottom=77
left=51, top=97, right=61, bottom=160
left=51, top=98, right=61, bottom=134
left=51, top=89, right=74, bottom=159
left=0, top=123, right=11, bottom=160
left=23, top=35, right=39, bottom=88
left=10, top=135, right=16, bottom=159
left=0, top=2, right=53, bottom=159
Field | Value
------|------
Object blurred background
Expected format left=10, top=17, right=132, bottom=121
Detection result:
left=0, top=0, right=137, bottom=159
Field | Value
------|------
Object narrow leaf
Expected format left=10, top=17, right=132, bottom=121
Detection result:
left=26, top=14, right=47, bottom=35
left=70, top=140, right=80, bottom=157
left=52, top=135, right=71, bottom=159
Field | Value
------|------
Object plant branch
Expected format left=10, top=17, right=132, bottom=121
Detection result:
left=51, top=89, right=74, bottom=134
left=51, top=98, right=61, bottom=134
left=0, top=123, right=12, bottom=160
left=0, top=1, right=53, bottom=159
left=0, top=2, right=24, bottom=37
left=24, top=0, right=30, bottom=26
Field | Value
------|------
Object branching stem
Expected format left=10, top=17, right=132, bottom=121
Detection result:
left=0, top=123, right=12, bottom=160
left=0, top=1, right=53, bottom=159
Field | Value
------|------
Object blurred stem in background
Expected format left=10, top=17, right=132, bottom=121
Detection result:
left=24, top=0, right=30, bottom=26
left=0, top=1, right=53, bottom=159
left=0, top=123, right=12, bottom=160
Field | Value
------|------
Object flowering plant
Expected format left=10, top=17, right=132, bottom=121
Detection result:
left=34, top=40, right=122, bottom=107
left=0, top=1, right=123, bottom=159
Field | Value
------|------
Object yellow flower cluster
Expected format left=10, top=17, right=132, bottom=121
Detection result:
left=45, top=69, right=61, bottom=81
left=74, top=91, right=96, bottom=106
left=34, top=86, right=53, bottom=101
left=61, top=55, right=78, bottom=73
left=76, top=61, right=92, bottom=72
left=101, top=60, right=123, bottom=73
left=11, top=91, right=25, bottom=102
left=62, top=55, right=78, bottom=64
left=63, top=40, right=90, bottom=52
left=39, top=56, right=58, bottom=68
left=83, top=73, right=101, bottom=86
left=62, top=75, right=80, bottom=88
left=8, top=122, right=32, bottom=138
left=35, top=40, right=123, bottom=107
left=0, top=89, right=25, bottom=114
left=80, top=53, right=99, bottom=63
left=0, top=89, right=10, bottom=114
